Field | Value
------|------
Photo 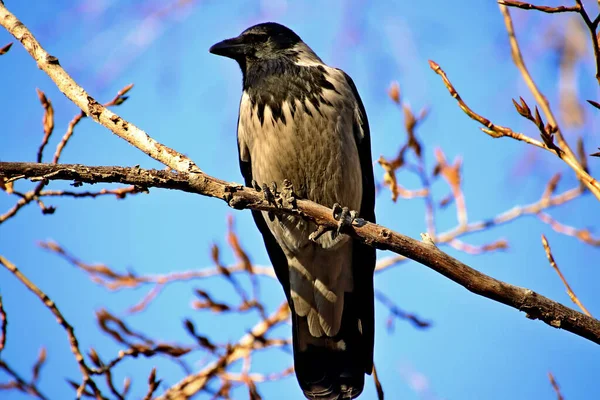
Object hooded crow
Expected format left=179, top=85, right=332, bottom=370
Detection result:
left=210, top=22, right=376, bottom=399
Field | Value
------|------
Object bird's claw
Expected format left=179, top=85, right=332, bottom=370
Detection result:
left=278, top=179, right=297, bottom=210
left=261, top=182, right=277, bottom=205
left=254, top=180, right=297, bottom=221
left=332, top=203, right=359, bottom=238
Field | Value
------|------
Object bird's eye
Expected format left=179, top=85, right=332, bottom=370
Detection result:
left=244, top=33, right=268, bottom=45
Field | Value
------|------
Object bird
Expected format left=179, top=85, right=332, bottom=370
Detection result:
left=209, top=22, right=376, bottom=400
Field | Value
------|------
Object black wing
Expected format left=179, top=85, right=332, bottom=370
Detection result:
left=340, top=70, right=377, bottom=374
left=238, top=144, right=292, bottom=304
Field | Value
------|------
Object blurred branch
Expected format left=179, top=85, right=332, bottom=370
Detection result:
left=0, top=42, right=11, bottom=55
left=537, top=212, right=600, bottom=246
left=500, top=0, right=600, bottom=85
left=158, top=302, right=290, bottom=399
left=2, top=162, right=600, bottom=347
left=372, top=364, right=385, bottom=400
left=541, top=235, right=592, bottom=316
left=0, top=295, right=5, bottom=356
left=375, top=290, right=431, bottom=330
left=0, top=359, right=49, bottom=400
left=548, top=371, right=565, bottom=400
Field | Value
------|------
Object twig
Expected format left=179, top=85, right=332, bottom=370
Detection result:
left=498, top=1, right=580, bottom=13
left=375, top=290, right=431, bottom=330
left=574, top=0, right=600, bottom=85
left=0, top=296, right=5, bottom=355
left=31, top=348, right=47, bottom=384
left=541, top=235, right=592, bottom=316
left=0, top=256, right=104, bottom=399
left=447, top=238, right=508, bottom=254
left=429, top=60, right=549, bottom=151
left=0, top=42, right=11, bottom=55
left=438, top=185, right=583, bottom=241
left=372, top=363, right=385, bottom=400
left=434, top=148, right=467, bottom=227
left=158, top=302, right=290, bottom=399
left=548, top=371, right=564, bottom=400
left=537, top=212, right=600, bottom=246
left=498, top=4, right=600, bottom=198
left=52, top=84, right=133, bottom=164
left=0, top=3, right=198, bottom=173
left=0, top=360, right=49, bottom=400
left=0, top=84, right=134, bottom=226
left=35, top=89, right=54, bottom=163
left=143, top=368, right=161, bottom=400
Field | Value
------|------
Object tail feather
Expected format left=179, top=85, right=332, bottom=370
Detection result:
left=292, top=294, right=369, bottom=400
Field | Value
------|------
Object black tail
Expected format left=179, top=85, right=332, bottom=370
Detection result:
left=292, top=294, right=371, bottom=400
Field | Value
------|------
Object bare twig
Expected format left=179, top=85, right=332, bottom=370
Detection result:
left=372, top=363, right=385, bottom=400
left=498, top=4, right=600, bottom=198
left=158, top=302, right=290, bottom=399
left=429, top=60, right=551, bottom=150
left=0, top=296, right=5, bottom=355
left=498, top=1, right=580, bottom=13
left=0, top=84, right=135, bottom=226
left=0, top=3, right=197, bottom=173
left=0, top=256, right=104, bottom=399
left=375, top=290, right=431, bottom=330
left=52, top=84, right=133, bottom=164
left=35, top=89, right=54, bottom=163
left=541, top=235, right=592, bottom=316
left=574, top=0, right=600, bottom=85
left=0, top=42, right=11, bottom=55
left=143, top=368, right=161, bottom=400
left=0, top=359, right=49, bottom=400
left=537, top=212, right=600, bottom=246
left=548, top=371, right=564, bottom=400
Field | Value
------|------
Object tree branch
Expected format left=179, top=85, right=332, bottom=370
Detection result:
left=498, top=4, right=600, bottom=198
left=158, top=302, right=290, bottom=400
left=0, top=2, right=197, bottom=174
left=2, top=161, right=600, bottom=347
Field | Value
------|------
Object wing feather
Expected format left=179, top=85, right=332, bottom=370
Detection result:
left=338, top=69, right=376, bottom=374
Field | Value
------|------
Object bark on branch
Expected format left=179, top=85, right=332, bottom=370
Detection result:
left=2, top=161, right=600, bottom=347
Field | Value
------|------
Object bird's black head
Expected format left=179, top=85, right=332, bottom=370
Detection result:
left=209, top=22, right=303, bottom=65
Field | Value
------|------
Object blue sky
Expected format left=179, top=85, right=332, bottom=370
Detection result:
left=1, top=0, right=599, bottom=399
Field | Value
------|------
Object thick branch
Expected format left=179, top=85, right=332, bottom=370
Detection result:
left=2, top=161, right=600, bottom=347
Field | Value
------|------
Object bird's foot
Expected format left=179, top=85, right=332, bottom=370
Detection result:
left=252, top=180, right=278, bottom=221
left=278, top=179, right=297, bottom=210
left=332, top=203, right=360, bottom=238
left=261, top=182, right=277, bottom=205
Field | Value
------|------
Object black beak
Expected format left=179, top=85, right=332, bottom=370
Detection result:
left=209, top=36, right=246, bottom=59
